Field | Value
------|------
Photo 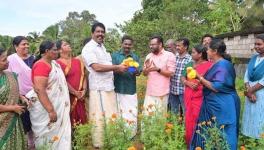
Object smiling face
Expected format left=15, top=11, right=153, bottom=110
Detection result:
left=92, top=26, right=105, bottom=44
left=122, top=39, right=133, bottom=53
left=15, top=39, right=29, bottom=56
left=149, top=38, right=162, bottom=54
left=0, top=51, right=8, bottom=71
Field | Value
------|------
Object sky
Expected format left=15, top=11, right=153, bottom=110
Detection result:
left=0, top=0, right=142, bottom=37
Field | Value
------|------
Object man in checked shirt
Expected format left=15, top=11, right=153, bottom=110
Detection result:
left=169, top=38, right=192, bottom=115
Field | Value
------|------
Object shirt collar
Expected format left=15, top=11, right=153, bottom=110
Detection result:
left=120, top=49, right=133, bottom=57
left=91, top=39, right=103, bottom=47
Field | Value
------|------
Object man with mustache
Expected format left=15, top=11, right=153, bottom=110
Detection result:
left=112, top=35, right=142, bottom=136
left=81, top=22, right=127, bottom=149
left=143, top=35, right=176, bottom=114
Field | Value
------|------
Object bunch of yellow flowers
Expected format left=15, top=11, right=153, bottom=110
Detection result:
left=121, top=57, right=139, bottom=68
left=186, top=67, right=197, bottom=79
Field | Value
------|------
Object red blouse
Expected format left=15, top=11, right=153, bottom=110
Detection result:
left=31, top=61, right=51, bottom=83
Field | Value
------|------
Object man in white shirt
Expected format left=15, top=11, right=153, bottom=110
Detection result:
left=81, top=22, right=127, bottom=148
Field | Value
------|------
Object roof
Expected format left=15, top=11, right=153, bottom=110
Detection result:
left=216, top=26, right=264, bottom=38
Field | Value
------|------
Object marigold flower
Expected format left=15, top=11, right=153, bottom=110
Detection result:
left=52, top=136, right=59, bottom=142
left=165, top=128, right=172, bottom=134
left=201, top=121, right=206, bottom=125
left=195, top=147, right=202, bottom=150
left=127, top=146, right=137, bottom=150
left=111, top=113, right=117, bottom=119
left=220, top=125, right=225, bottom=129
left=240, top=145, right=246, bottom=150
left=166, top=123, right=173, bottom=129
left=206, top=121, right=212, bottom=126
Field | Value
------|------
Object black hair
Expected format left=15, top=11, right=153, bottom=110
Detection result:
left=13, top=36, right=27, bottom=47
left=82, top=37, right=91, bottom=46
left=193, top=44, right=208, bottom=60
left=121, top=35, right=133, bottom=43
left=177, top=38, right=190, bottom=50
left=56, top=40, right=63, bottom=50
left=0, top=47, right=6, bottom=56
left=201, top=34, right=214, bottom=43
left=256, top=34, right=264, bottom=41
left=33, top=40, right=55, bottom=64
left=209, top=39, right=232, bottom=62
left=150, top=35, right=163, bottom=46
left=91, top=22, right=105, bottom=33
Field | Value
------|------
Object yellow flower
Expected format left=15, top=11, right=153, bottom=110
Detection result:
left=195, top=147, right=202, bottom=150
left=165, top=128, right=172, bottom=134
left=201, top=121, right=206, bottom=125
left=187, top=67, right=197, bottom=79
left=52, top=136, right=59, bottom=142
left=220, top=125, right=225, bottom=129
left=127, top=146, right=137, bottom=150
left=166, top=123, right=173, bottom=129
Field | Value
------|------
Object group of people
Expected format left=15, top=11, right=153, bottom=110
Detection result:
left=0, top=21, right=264, bottom=150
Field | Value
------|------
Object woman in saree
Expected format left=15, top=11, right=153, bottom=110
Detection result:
left=242, top=34, right=264, bottom=139
left=181, top=44, right=212, bottom=146
left=26, top=41, right=71, bottom=149
left=190, top=39, right=240, bottom=150
left=0, top=48, right=27, bottom=150
left=56, top=40, right=87, bottom=127
left=7, top=36, right=35, bottom=148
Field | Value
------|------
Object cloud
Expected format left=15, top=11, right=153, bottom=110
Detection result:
left=0, top=0, right=142, bottom=36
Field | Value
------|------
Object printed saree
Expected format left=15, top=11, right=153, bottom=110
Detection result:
left=0, top=71, right=26, bottom=150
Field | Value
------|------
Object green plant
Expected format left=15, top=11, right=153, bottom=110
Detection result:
left=140, top=106, right=186, bottom=150
left=73, top=123, right=93, bottom=150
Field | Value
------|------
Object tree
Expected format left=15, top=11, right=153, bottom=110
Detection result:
left=42, top=24, right=59, bottom=40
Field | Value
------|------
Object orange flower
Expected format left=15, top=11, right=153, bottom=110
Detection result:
left=111, top=113, right=117, bottom=119
left=127, top=146, right=137, bottom=150
left=52, top=136, right=59, bottom=142
left=165, top=128, right=172, bottom=134
left=240, top=145, right=246, bottom=150
left=195, top=147, right=202, bottom=150
left=166, top=123, right=173, bottom=129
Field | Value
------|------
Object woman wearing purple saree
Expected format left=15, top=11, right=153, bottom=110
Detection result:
left=190, top=39, right=240, bottom=150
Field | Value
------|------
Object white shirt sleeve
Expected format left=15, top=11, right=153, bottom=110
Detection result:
left=244, top=69, right=249, bottom=83
left=81, top=44, right=98, bottom=68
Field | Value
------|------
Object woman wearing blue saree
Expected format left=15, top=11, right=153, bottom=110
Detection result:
left=190, top=39, right=240, bottom=150
left=242, top=35, right=264, bottom=139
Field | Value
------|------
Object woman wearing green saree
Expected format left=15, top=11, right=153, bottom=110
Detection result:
left=0, top=48, right=27, bottom=150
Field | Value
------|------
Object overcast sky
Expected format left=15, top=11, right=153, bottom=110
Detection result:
left=0, top=0, right=142, bottom=36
